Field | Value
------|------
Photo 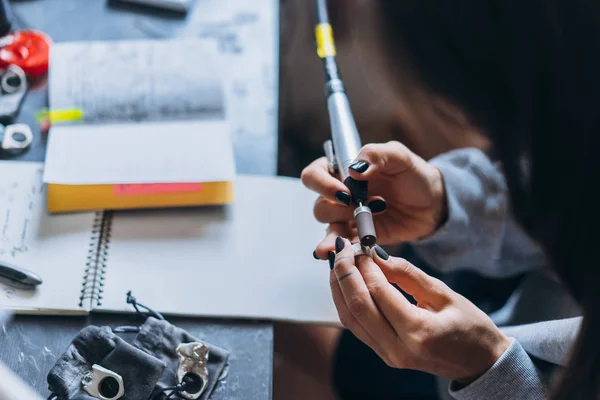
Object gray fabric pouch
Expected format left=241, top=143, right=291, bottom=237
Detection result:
left=47, top=317, right=229, bottom=400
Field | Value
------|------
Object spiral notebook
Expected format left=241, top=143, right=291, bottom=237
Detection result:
left=0, top=162, right=339, bottom=324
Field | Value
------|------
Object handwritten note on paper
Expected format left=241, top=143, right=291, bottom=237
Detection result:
left=49, top=38, right=225, bottom=125
left=0, top=162, right=97, bottom=312
left=114, top=183, right=202, bottom=196
left=0, top=165, right=44, bottom=261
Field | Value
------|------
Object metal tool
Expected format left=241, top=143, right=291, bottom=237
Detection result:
left=314, top=0, right=377, bottom=249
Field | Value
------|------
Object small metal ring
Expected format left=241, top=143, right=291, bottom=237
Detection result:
left=82, top=365, right=125, bottom=400
left=351, top=242, right=372, bottom=257
left=2, top=124, right=33, bottom=151
left=1, top=65, right=26, bottom=94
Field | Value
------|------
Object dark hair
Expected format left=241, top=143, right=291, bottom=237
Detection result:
left=376, top=1, right=600, bottom=399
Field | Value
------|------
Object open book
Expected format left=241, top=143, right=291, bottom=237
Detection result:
left=0, top=162, right=338, bottom=324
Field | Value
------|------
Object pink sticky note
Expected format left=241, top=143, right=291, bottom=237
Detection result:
left=114, top=183, right=203, bottom=196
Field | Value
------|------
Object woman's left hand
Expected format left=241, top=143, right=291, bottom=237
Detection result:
left=329, top=237, right=511, bottom=383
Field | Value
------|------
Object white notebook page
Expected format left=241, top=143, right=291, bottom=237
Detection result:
left=0, top=162, right=96, bottom=313
left=99, top=175, right=340, bottom=324
left=43, top=120, right=235, bottom=185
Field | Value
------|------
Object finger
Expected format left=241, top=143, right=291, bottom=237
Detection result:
left=348, top=141, right=416, bottom=181
left=313, top=196, right=355, bottom=224
left=366, top=197, right=387, bottom=214
left=301, top=157, right=352, bottom=205
left=314, top=222, right=352, bottom=260
left=329, top=266, right=388, bottom=359
left=354, top=254, right=423, bottom=334
left=371, top=245, right=452, bottom=309
left=333, top=237, right=398, bottom=349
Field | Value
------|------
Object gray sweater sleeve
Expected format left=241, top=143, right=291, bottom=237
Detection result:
left=409, top=148, right=546, bottom=278
left=448, top=338, right=549, bottom=400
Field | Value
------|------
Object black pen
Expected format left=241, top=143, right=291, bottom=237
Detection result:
left=0, top=262, right=42, bottom=287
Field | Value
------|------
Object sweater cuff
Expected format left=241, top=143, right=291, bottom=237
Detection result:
left=407, top=148, right=507, bottom=271
left=449, top=339, right=547, bottom=400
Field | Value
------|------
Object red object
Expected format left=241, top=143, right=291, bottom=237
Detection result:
left=40, top=119, right=50, bottom=133
left=0, top=29, right=51, bottom=78
left=114, top=183, right=203, bottom=196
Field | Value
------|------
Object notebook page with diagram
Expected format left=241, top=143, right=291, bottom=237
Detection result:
left=0, top=162, right=97, bottom=313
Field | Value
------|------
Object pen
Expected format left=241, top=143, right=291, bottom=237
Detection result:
left=0, top=262, right=42, bottom=287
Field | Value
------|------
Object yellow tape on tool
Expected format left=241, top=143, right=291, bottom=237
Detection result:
left=315, top=23, right=336, bottom=58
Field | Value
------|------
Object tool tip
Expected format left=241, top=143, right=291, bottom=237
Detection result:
left=360, top=234, right=376, bottom=247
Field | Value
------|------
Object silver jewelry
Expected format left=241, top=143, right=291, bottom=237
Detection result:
left=1, top=123, right=33, bottom=151
left=81, top=365, right=125, bottom=400
left=176, top=342, right=210, bottom=399
left=0, top=65, right=26, bottom=95
left=352, top=242, right=372, bottom=257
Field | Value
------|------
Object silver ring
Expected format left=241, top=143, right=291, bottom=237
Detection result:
left=352, top=242, right=372, bottom=257
left=2, top=124, right=33, bottom=151
left=177, top=342, right=210, bottom=399
left=1, top=65, right=26, bottom=94
left=82, top=365, right=125, bottom=400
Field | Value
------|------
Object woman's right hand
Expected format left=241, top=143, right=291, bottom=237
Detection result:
left=301, top=141, right=447, bottom=258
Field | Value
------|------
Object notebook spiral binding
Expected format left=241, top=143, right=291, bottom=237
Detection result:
left=79, top=211, right=113, bottom=310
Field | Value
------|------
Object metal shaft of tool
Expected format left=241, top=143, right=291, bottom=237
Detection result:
left=314, top=0, right=376, bottom=247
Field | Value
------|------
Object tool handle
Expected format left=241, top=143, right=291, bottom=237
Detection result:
left=325, top=82, right=376, bottom=245
left=326, top=81, right=362, bottom=183
left=0, top=262, right=42, bottom=286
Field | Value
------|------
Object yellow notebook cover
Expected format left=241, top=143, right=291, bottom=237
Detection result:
left=47, top=181, right=234, bottom=213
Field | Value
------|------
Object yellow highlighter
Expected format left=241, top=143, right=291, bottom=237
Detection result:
left=35, top=108, right=84, bottom=124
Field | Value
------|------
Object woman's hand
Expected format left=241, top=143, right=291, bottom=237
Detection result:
left=329, top=237, right=511, bottom=383
left=301, top=141, right=446, bottom=258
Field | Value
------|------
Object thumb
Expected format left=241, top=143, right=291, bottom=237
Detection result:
left=348, top=141, right=417, bottom=180
left=370, top=245, right=451, bottom=309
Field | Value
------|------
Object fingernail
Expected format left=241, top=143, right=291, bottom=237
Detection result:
left=328, top=251, right=335, bottom=270
left=368, top=199, right=387, bottom=213
left=335, top=191, right=352, bottom=205
left=335, top=237, right=345, bottom=253
left=374, top=245, right=389, bottom=260
left=349, top=161, right=369, bottom=173
left=313, top=250, right=319, bottom=260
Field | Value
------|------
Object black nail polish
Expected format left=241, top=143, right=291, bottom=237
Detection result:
left=349, top=161, right=369, bottom=173
left=368, top=199, right=387, bottom=213
left=328, top=251, right=335, bottom=270
left=335, top=237, right=345, bottom=253
left=313, top=250, right=319, bottom=260
left=374, top=245, right=389, bottom=260
left=335, top=191, right=352, bottom=205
